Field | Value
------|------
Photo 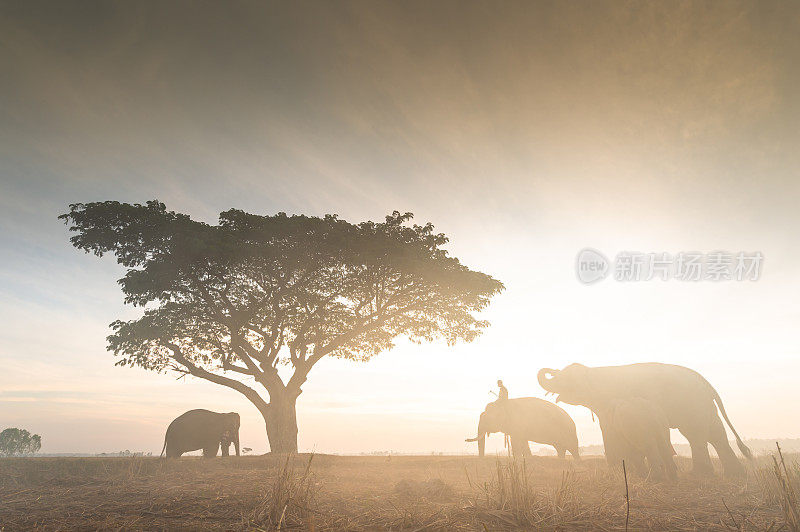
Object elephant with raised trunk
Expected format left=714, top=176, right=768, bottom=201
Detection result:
left=538, top=363, right=751, bottom=476
left=466, top=397, right=580, bottom=459
left=161, top=409, right=240, bottom=458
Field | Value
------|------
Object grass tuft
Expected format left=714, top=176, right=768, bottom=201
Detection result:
left=464, top=457, right=582, bottom=528
left=758, top=443, right=800, bottom=531
left=250, top=454, right=318, bottom=531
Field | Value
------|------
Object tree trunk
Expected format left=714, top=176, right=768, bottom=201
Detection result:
left=262, top=393, right=299, bottom=453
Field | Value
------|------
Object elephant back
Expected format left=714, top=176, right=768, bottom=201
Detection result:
left=507, top=397, right=578, bottom=443
left=167, top=409, right=221, bottom=436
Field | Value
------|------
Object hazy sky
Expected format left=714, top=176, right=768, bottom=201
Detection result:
left=1, top=1, right=799, bottom=454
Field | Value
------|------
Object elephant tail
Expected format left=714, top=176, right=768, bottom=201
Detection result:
left=713, top=388, right=753, bottom=460
left=160, top=435, right=167, bottom=458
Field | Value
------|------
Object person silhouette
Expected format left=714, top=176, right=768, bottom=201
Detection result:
left=495, top=380, right=511, bottom=451
left=497, top=379, right=508, bottom=402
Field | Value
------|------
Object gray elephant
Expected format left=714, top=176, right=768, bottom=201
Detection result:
left=598, top=397, right=678, bottom=481
left=538, top=363, right=751, bottom=476
left=465, top=397, right=580, bottom=459
left=160, top=409, right=240, bottom=458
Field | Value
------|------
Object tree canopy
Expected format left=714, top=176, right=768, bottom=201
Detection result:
left=0, top=428, right=42, bottom=457
left=61, top=201, right=504, bottom=451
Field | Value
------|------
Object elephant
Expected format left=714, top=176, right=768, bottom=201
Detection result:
left=465, top=397, right=580, bottom=459
left=160, top=409, right=240, bottom=458
left=597, top=397, right=678, bottom=481
left=538, top=363, right=751, bottom=476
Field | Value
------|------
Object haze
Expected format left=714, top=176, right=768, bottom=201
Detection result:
left=1, top=1, right=799, bottom=455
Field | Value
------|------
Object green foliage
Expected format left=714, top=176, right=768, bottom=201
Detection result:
left=0, top=428, right=42, bottom=457
left=60, top=200, right=504, bottom=402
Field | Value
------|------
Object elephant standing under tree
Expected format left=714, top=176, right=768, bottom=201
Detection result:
left=538, top=363, right=751, bottom=477
left=466, top=397, right=580, bottom=459
left=161, top=409, right=240, bottom=458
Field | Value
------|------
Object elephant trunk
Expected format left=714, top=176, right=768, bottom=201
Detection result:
left=234, top=430, right=240, bottom=457
left=464, top=413, right=487, bottom=457
left=537, top=368, right=559, bottom=392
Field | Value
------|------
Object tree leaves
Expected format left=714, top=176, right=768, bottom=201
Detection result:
left=61, top=201, right=504, bottom=396
left=0, top=428, right=42, bottom=456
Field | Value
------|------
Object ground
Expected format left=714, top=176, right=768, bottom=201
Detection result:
left=0, top=453, right=795, bottom=530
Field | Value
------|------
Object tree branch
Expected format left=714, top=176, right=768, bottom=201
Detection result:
left=221, top=360, right=256, bottom=375
left=166, top=342, right=271, bottom=414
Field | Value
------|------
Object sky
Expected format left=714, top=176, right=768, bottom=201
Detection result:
left=1, top=1, right=799, bottom=455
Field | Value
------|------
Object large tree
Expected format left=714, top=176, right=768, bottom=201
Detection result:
left=61, top=201, right=504, bottom=452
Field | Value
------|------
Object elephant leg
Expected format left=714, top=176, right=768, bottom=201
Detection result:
left=691, top=442, right=713, bottom=476
left=520, top=439, right=533, bottom=457
left=511, top=436, right=531, bottom=458
left=568, top=446, right=581, bottom=461
left=708, top=416, right=745, bottom=478
left=660, top=446, right=678, bottom=481
left=202, top=442, right=219, bottom=458
left=628, top=453, right=648, bottom=478
left=555, top=445, right=566, bottom=460
left=644, top=443, right=666, bottom=481
left=654, top=429, right=678, bottom=481
left=682, top=432, right=714, bottom=476
left=166, top=447, right=182, bottom=458
left=602, top=430, right=625, bottom=470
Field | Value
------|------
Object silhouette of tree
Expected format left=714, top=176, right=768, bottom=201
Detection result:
left=0, top=428, right=42, bottom=456
left=60, top=201, right=504, bottom=452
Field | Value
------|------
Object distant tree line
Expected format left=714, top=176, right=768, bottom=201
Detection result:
left=95, top=450, right=153, bottom=457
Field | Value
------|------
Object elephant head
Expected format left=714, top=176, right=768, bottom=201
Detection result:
left=465, top=402, right=507, bottom=457
left=537, top=363, right=595, bottom=408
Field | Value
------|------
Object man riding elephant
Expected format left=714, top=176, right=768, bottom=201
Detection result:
left=466, top=390, right=580, bottom=460
left=496, top=379, right=509, bottom=402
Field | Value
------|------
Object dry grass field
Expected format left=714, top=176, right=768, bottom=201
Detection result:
left=1, top=451, right=798, bottom=531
